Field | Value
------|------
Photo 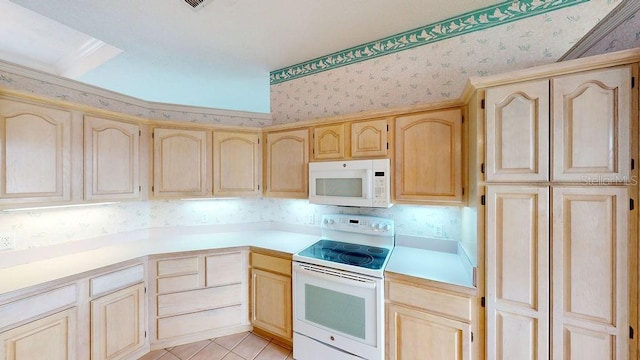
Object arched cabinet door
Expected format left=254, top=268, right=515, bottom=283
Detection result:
left=0, top=98, right=72, bottom=205
left=265, top=129, right=309, bottom=198
left=213, top=131, right=261, bottom=197
left=84, top=115, right=140, bottom=201
left=351, top=118, right=388, bottom=158
left=313, top=124, right=344, bottom=160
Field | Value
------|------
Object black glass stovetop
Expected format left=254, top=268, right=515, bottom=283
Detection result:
left=297, top=239, right=390, bottom=270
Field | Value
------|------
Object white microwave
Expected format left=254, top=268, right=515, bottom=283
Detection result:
left=309, top=159, right=392, bottom=208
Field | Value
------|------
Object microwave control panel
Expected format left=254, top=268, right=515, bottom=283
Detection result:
left=373, top=173, right=388, bottom=207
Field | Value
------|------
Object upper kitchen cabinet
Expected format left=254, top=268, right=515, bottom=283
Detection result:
left=485, top=79, right=550, bottom=182
left=484, top=65, right=633, bottom=183
left=265, top=129, right=309, bottom=198
left=213, top=131, right=261, bottom=197
left=84, top=115, right=141, bottom=201
left=153, top=127, right=211, bottom=198
left=351, top=118, right=388, bottom=158
left=552, top=66, right=632, bottom=183
left=313, top=123, right=345, bottom=160
left=0, top=98, right=72, bottom=205
left=394, top=108, right=462, bottom=204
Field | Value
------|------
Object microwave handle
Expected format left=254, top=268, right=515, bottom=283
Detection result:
left=363, top=170, right=372, bottom=199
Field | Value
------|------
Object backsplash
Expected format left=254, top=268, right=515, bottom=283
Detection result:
left=0, top=198, right=460, bottom=250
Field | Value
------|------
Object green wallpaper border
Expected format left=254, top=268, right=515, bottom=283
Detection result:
left=270, top=0, right=591, bottom=84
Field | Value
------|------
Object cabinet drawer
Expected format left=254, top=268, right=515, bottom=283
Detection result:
left=157, top=274, right=201, bottom=294
left=157, top=284, right=242, bottom=317
left=206, top=252, right=245, bottom=287
left=386, top=281, right=472, bottom=322
left=251, top=253, right=291, bottom=276
left=90, top=264, right=144, bottom=297
left=157, top=256, right=199, bottom=277
left=157, top=305, right=242, bottom=339
left=0, top=284, right=76, bottom=330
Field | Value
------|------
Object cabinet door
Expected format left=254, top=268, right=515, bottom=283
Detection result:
left=0, top=99, right=71, bottom=204
left=552, top=66, right=632, bottom=182
left=394, top=108, right=462, bottom=203
left=91, top=283, right=146, bottom=360
left=387, top=303, right=470, bottom=360
left=153, top=128, right=211, bottom=198
left=351, top=118, right=388, bottom=158
left=552, top=186, right=628, bottom=360
left=213, top=132, right=260, bottom=197
left=251, top=268, right=292, bottom=340
left=0, top=308, right=76, bottom=360
left=485, top=80, right=549, bottom=182
left=486, top=186, right=550, bottom=360
left=265, top=129, right=309, bottom=198
left=84, top=116, right=140, bottom=201
left=313, top=124, right=344, bottom=160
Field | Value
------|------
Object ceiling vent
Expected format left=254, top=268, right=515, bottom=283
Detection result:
left=183, top=0, right=213, bottom=11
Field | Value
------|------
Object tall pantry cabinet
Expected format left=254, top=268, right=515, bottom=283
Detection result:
left=483, top=65, right=638, bottom=360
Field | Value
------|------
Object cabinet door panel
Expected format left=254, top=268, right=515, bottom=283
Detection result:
left=0, top=99, right=71, bottom=204
left=552, top=66, right=631, bottom=182
left=84, top=116, right=140, bottom=200
left=205, top=251, right=246, bottom=287
left=351, top=118, right=388, bottom=158
left=395, top=108, right=462, bottom=203
left=251, top=268, right=292, bottom=340
left=265, top=129, right=309, bottom=198
left=552, top=186, right=628, bottom=360
left=0, top=308, right=76, bottom=360
left=153, top=128, right=210, bottom=198
left=486, top=186, right=549, bottom=360
left=313, top=124, right=344, bottom=160
left=213, top=132, right=260, bottom=197
left=387, top=303, right=470, bottom=360
left=91, top=283, right=145, bottom=360
left=485, top=80, right=549, bottom=182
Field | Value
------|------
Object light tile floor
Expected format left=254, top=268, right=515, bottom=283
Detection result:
left=138, top=332, right=293, bottom=360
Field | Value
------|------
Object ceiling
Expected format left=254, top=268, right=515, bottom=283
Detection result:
left=0, top=0, right=597, bottom=113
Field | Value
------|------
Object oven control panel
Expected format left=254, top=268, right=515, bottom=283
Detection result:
left=321, top=214, right=394, bottom=235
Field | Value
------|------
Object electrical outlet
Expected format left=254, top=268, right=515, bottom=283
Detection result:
left=433, top=224, right=443, bottom=238
left=0, top=233, right=16, bottom=250
left=306, top=214, right=315, bottom=224
left=201, top=213, right=208, bottom=223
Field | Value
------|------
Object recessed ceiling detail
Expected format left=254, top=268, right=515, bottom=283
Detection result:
left=269, top=0, right=590, bottom=84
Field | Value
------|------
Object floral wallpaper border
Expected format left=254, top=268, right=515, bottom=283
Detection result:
left=269, top=0, right=590, bottom=84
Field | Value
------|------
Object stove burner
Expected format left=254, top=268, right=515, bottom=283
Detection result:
left=367, top=247, right=384, bottom=254
left=343, top=244, right=360, bottom=250
left=339, top=252, right=374, bottom=266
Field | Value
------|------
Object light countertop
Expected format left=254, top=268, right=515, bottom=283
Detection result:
left=0, top=223, right=476, bottom=297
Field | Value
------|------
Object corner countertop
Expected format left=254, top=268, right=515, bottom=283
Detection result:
left=0, top=223, right=476, bottom=297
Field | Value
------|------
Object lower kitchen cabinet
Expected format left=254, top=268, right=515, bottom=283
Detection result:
left=0, top=308, right=77, bottom=360
left=150, top=250, right=250, bottom=348
left=250, top=250, right=293, bottom=345
left=90, top=283, right=146, bottom=360
left=385, top=274, right=475, bottom=360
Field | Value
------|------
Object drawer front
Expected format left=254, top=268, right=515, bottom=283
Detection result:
left=157, top=284, right=242, bottom=317
left=251, top=253, right=291, bottom=276
left=157, top=274, right=201, bottom=294
left=90, top=264, right=144, bottom=297
left=157, top=305, right=242, bottom=339
left=0, top=284, right=76, bottom=330
left=386, top=281, right=472, bottom=322
left=206, top=252, right=245, bottom=287
left=157, top=257, right=199, bottom=277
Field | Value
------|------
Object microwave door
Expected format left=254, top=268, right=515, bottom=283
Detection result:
left=310, top=170, right=371, bottom=206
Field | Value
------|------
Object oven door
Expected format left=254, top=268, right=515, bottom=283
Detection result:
left=293, top=262, right=383, bottom=360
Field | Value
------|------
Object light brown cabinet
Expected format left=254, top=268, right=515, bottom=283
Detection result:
left=0, top=308, right=77, bottom=360
left=386, top=276, right=474, bottom=360
left=0, top=98, right=72, bottom=205
left=250, top=251, right=292, bottom=344
left=84, top=115, right=141, bottom=201
left=394, top=108, right=462, bottom=204
left=90, top=283, right=146, bottom=360
left=213, top=131, right=261, bottom=197
left=265, top=129, right=309, bottom=198
left=152, top=127, right=211, bottom=198
left=313, top=123, right=345, bottom=160
left=312, top=118, right=388, bottom=161
left=485, top=66, right=632, bottom=183
left=351, top=118, right=388, bottom=158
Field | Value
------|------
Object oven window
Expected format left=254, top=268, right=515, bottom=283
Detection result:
left=315, top=178, right=362, bottom=197
left=304, top=284, right=365, bottom=339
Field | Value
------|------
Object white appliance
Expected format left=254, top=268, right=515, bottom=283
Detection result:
left=293, top=214, right=394, bottom=360
left=308, top=159, right=392, bottom=208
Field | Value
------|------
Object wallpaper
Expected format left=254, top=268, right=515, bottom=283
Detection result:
left=0, top=199, right=461, bottom=251
left=270, top=0, right=620, bottom=124
left=579, top=8, right=640, bottom=57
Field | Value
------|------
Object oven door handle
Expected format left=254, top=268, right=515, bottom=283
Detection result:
left=295, top=264, right=377, bottom=289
